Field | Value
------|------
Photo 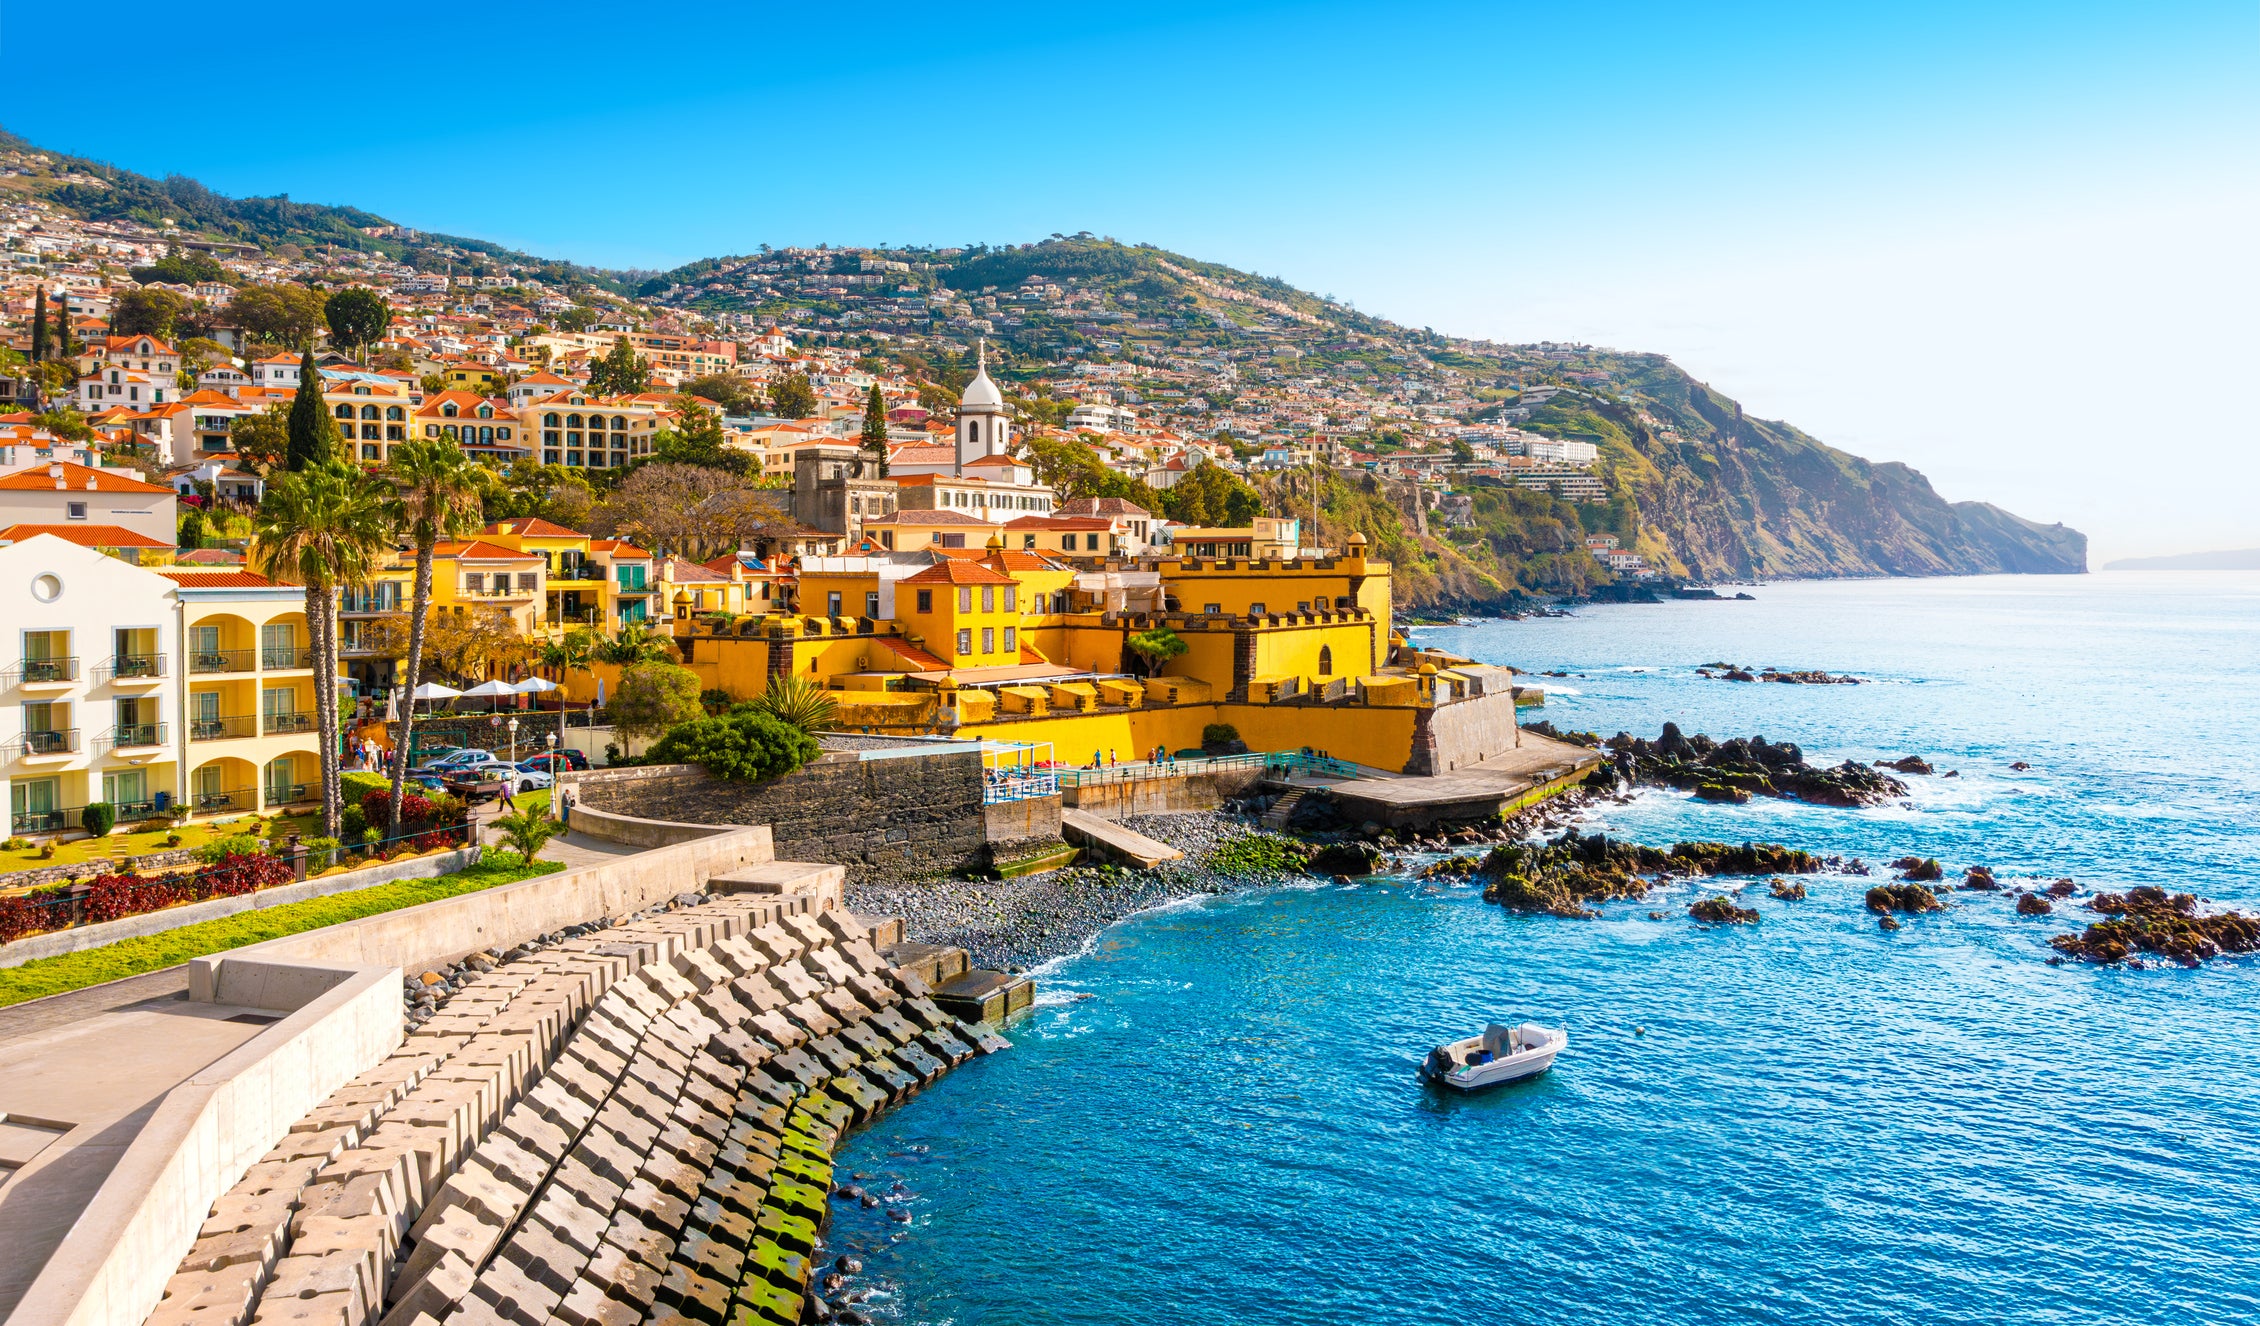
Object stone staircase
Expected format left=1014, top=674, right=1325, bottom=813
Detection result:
left=1261, top=789, right=1307, bottom=831
left=148, top=865, right=1008, bottom=1326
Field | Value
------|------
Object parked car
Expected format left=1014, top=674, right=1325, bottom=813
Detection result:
left=446, top=757, right=553, bottom=794
left=509, top=764, right=556, bottom=792
left=519, top=749, right=588, bottom=773
left=415, top=748, right=493, bottom=774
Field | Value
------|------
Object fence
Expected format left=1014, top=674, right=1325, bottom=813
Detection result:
left=1055, top=749, right=1364, bottom=789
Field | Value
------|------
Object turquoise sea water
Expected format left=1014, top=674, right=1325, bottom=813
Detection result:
left=831, top=573, right=2260, bottom=1325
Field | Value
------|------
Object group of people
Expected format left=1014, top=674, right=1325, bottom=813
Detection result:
left=349, top=735, right=387, bottom=771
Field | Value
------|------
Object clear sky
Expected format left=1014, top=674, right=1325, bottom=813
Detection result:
left=6, top=2, right=2253, bottom=563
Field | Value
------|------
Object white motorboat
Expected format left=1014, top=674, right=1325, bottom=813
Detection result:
left=1419, top=1022, right=1567, bottom=1090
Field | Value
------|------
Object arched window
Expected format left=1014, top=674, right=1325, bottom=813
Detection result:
left=1318, top=646, right=1333, bottom=676
left=385, top=406, right=404, bottom=420
left=360, top=404, right=379, bottom=419
left=543, top=413, right=560, bottom=427
left=333, top=404, right=351, bottom=419
left=611, top=415, right=628, bottom=430
left=567, top=413, right=584, bottom=428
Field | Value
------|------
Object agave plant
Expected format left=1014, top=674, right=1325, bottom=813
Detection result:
left=747, top=676, right=839, bottom=735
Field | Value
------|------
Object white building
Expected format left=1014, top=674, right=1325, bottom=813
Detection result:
left=1526, top=437, right=1598, bottom=466
left=0, top=462, right=177, bottom=546
left=953, top=341, right=1012, bottom=477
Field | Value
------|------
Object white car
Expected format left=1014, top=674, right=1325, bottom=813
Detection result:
left=450, top=757, right=551, bottom=793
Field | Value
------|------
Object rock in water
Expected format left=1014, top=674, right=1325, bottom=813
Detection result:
left=1305, top=841, right=1387, bottom=877
left=1689, top=895, right=1760, bottom=924
left=1961, top=866, right=2002, bottom=891
left=1876, top=756, right=1935, bottom=775
left=2016, top=893, right=2053, bottom=916
left=1891, top=856, right=1944, bottom=882
left=2050, top=886, right=2260, bottom=967
left=1878, top=915, right=1903, bottom=931
left=1866, top=883, right=1947, bottom=914
left=1768, top=878, right=1808, bottom=900
left=1695, top=782, right=1751, bottom=804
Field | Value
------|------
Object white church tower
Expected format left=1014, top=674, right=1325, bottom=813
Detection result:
left=954, top=339, right=1010, bottom=477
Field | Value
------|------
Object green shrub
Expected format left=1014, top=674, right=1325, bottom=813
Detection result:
left=738, top=677, right=838, bottom=735
left=648, top=709, right=819, bottom=783
left=196, top=834, right=262, bottom=864
left=1204, top=832, right=1309, bottom=877
left=491, top=809, right=563, bottom=862
left=1202, top=723, right=1241, bottom=745
left=302, top=836, right=343, bottom=869
left=340, top=802, right=369, bottom=841
left=342, top=771, right=391, bottom=804
left=81, top=803, right=117, bottom=837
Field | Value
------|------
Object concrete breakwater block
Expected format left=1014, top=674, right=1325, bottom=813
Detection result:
left=152, top=888, right=1011, bottom=1326
left=933, top=969, right=1036, bottom=1025
left=883, top=942, right=968, bottom=988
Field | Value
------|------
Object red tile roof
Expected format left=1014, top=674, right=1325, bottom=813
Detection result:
left=901, top=559, right=1015, bottom=587
left=0, top=461, right=172, bottom=494
left=159, top=570, right=285, bottom=588
left=0, top=524, right=170, bottom=548
left=876, top=636, right=950, bottom=671
left=483, top=517, right=585, bottom=538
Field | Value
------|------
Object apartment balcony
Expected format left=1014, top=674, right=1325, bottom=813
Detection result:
left=188, top=714, right=257, bottom=742
left=190, top=786, right=256, bottom=815
left=463, top=585, right=539, bottom=600
left=262, top=782, right=311, bottom=806
left=544, top=609, right=603, bottom=628
left=261, top=645, right=316, bottom=670
left=98, top=654, right=167, bottom=685
left=99, top=722, right=168, bottom=754
left=189, top=649, right=256, bottom=675
left=262, top=711, right=317, bottom=736
left=10, top=728, right=79, bottom=761
left=11, top=805, right=79, bottom=835
left=8, top=657, right=80, bottom=689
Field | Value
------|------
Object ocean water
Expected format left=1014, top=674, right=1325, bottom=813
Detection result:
left=828, top=574, right=2260, bottom=1325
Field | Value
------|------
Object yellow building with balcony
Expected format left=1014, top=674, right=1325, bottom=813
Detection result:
left=165, top=569, right=330, bottom=817
left=478, top=518, right=657, bottom=633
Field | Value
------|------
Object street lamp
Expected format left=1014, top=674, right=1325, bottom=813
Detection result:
left=507, top=716, right=519, bottom=764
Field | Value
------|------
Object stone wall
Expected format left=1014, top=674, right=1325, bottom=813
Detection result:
left=1061, top=766, right=1269, bottom=821
left=1405, top=688, right=1523, bottom=775
left=569, top=753, right=1005, bottom=880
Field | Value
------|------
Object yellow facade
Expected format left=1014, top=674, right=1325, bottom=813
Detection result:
left=176, top=582, right=330, bottom=815
left=897, top=564, right=1023, bottom=669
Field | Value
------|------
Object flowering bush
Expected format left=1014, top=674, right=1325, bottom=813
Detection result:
left=0, top=890, right=67, bottom=942
left=410, top=829, right=463, bottom=853
left=194, top=851, right=294, bottom=898
left=83, top=872, right=197, bottom=923
left=361, top=787, right=434, bottom=825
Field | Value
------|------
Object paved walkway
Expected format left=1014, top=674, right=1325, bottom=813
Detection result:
left=1315, top=732, right=1603, bottom=826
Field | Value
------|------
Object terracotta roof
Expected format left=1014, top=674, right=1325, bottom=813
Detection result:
left=874, top=509, right=996, bottom=526
left=158, top=570, right=284, bottom=589
left=875, top=636, right=950, bottom=671
left=901, top=559, right=1015, bottom=587
left=980, top=549, right=1068, bottom=572
left=0, top=461, right=172, bottom=494
left=1004, top=515, right=1111, bottom=531
left=0, top=523, right=170, bottom=548
left=176, top=547, right=246, bottom=565
left=589, top=538, right=651, bottom=559
left=435, top=539, right=541, bottom=561
left=1060, top=497, right=1152, bottom=518
left=483, top=517, right=585, bottom=538
left=661, top=556, right=728, bottom=583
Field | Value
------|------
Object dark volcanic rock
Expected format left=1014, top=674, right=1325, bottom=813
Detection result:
left=1961, top=866, right=2002, bottom=891
left=1695, top=782, right=1751, bottom=804
left=1876, top=756, right=1935, bottom=775
left=1593, top=724, right=1908, bottom=807
left=1690, top=895, right=1760, bottom=924
left=1892, top=856, right=1944, bottom=882
left=1768, top=879, right=1808, bottom=900
left=1866, top=882, right=1947, bottom=914
left=2016, top=893, right=2053, bottom=916
left=1306, top=841, right=1387, bottom=877
left=1478, top=831, right=1823, bottom=918
left=2051, top=886, right=2260, bottom=967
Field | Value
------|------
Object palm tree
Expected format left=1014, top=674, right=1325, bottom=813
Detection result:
left=597, top=623, right=677, bottom=667
left=540, top=627, right=601, bottom=676
left=251, top=461, right=394, bottom=836
left=381, top=439, right=487, bottom=833
left=492, top=806, right=564, bottom=863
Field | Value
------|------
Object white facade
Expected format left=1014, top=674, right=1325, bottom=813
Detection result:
left=0, top=537, right=180, bottom=834
left=954, top=341, right=1012, bottom=476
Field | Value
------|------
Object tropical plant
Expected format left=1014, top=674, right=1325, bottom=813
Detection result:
left=648, top=709, right=819, bottom=783
left=741, top=677, right=838, bottom=735
left=587, top=335, right=650, bottom=395
left=608, top=662, right=705, bottom=753
left=251, top=461, right=394, bottom=835
left=540, top=628, right=601, bottom=674
left=380, top=437, right=486, bottom=833
left=491, top=807, right=564, bottom=862
left=596, top=624, right=677, bottom=667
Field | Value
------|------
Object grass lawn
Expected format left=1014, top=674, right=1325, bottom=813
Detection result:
left=0, top=856, right=565, bottom=1009
left=0, top=811, right=322, bottom=879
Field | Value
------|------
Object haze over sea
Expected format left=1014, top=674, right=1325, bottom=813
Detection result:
left=830, top=574, right=2260, bottom=1325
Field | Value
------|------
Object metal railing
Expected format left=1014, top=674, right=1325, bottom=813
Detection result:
left=261, top=646, right=314, bottom=669
left=188, top=714, right=257, bottom=742
left=99, top=653, right=167, bottom=683
left=262, top=711, right=317, bottom=735
left=190, top=786, right=256, bottom=814
left=8, top=657, right=79, bottom=686
left=544, top=610, right=603, bottom=627
left=263, top=782, right=310, bottom=805
left=10, top=805, right=79, bottom=834
left=100, top=722, right=167, bottom=752
left=189, top=649, right=256, bottom=675
left=9, top=728, right=80, bottom=759
left=982, top=768, right=1061, bottom=804
left=1054, top=749, right=1364, bottom=788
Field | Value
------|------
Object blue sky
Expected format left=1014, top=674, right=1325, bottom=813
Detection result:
left=5, top=2, right=2254, bottom=560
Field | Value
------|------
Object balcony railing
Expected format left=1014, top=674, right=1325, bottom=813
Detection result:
left=188, top=714, right=257, bottom=742
left=10, top=728, right=79, bottom=759
left=544, top=610, right=603, bottom=627
left=190, top=786, right=256, bottom=814
left=262, top=782, right=310, bottom=805
left=99, top=653, right=167, bottom=684
left=262, top=711, right=317, bottom=736
left=189, top=649, right=256, bottom=675
left=340, top=592, right=400, bottom=613
left=261, top=646, right=314, bottom=669
left=8, top=657, right=80, bottom=686
left=11, top=805, right=79, bottom=835
left=101, top=722, right=167, bottom=752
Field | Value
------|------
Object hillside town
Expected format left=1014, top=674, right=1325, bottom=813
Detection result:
left=0, top=153, right=1581, bottom=842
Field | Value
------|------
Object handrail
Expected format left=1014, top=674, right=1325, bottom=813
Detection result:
left=7, top=656, right=80, bottom=686
left=188, top=714, right=258, bottom=741
left=1055, top=749, right=1363, bottom=788
left=99, top=653, right=167, bottom=683
left=188, top=649, right=256, bottom=675
left=260, top=646, right=315, bottom=669
left=10, top=727, right=80, bottom=759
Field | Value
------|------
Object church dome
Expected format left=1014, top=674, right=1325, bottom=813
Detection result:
left=959, top=365, right=1004, bottom=411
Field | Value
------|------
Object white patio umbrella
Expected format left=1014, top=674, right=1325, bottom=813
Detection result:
left=410, top=682, right=462, bottom=701
left=511, top=677, right=561, bottom=694
left=459, top=680, right=518, bottom=698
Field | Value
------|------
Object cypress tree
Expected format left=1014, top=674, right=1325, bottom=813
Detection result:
left=284, top=346, right=340, bottom=470
left=860, top=384, right=889, bottom=475
left=54, top=307, right=73, bottom=361
left=29, top=289, right=46, bottom=363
